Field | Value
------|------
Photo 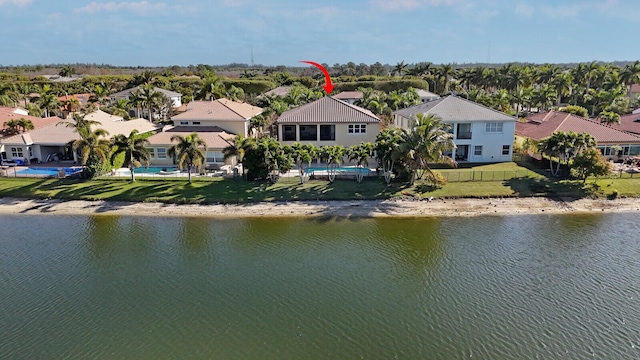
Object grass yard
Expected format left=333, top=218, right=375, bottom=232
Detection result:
left=1, top=162, right=638, bottom=204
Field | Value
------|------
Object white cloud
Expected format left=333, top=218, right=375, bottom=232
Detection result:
left=74, top=1, right=175, bottom=15
left=515, top=3, right=534, bottom=17
left=0, top=0, right=33, bottom=6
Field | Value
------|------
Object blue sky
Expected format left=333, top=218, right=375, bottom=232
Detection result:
left=0, top=0, right=638, bottom=67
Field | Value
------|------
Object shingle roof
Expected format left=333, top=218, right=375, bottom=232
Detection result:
left=172, top=99, right=263, bottom=121
left=516, top=111, right=640, bottom=144
left=277, top=96, right=380, bottom=124
left=394, top=95, right=515, bottom=122
left=333, top=91, right=364, bottom=100
left=110, top=86, right=182, bottom=98
left=146, top=126, right=235, bottom=149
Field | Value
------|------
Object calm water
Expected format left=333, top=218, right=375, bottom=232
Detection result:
left=1, top=213, right=640, bottom=359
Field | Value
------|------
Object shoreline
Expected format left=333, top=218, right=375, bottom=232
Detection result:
left=2, top=196, right=640, bottom=218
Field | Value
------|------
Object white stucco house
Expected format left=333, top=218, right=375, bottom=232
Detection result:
left=393, top=95, right=517, bottom=163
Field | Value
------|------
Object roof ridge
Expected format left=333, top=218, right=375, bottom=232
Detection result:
left=448, top=95, right=516, bottom=119
left=217, top=98, right=249, bottom=119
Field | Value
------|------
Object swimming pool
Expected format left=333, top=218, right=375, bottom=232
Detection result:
left=15, top=167, right=83, bottom=177
left=305, top=166, right=372, bottom=173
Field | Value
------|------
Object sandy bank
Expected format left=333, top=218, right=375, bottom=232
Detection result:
left=1, top=197, right=640, bottom=218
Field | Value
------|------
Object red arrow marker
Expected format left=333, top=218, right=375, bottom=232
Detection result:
left=300, top=60, right=334, bottom=94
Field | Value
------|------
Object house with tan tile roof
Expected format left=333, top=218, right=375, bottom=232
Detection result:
left=1, top=107, right=63, bottom=163
left=145, top=126, right=236, bottom=168
left=394, top=95, right=517, bottom=163
left=0, top=110, right=159, bottom=165
left=276, top=96, right=380, bottom=148
left=516, top=111, right=640, bottom=158
left=171, top=99, right=263, bottom=137
left=332, top=91, right=364, bottom=105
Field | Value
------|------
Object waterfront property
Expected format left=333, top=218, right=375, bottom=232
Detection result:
left=516, top=111, right=640, bottom=159
left=0, top=110, right=159, bottom=165
left=276, top=96, right=381, bottom=148
left=170, top=99, right=263, bottom=137
left=393, top=95, right=517, bottom=163
left=0, top=107, right=63, bottom=164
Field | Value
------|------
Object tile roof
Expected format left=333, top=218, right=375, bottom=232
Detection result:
left=172, top=99, right=263, bottom=121
left=146, top=126, right=235, bottom=149
left=0, top=107, right=61, bottom=138
left=604, top=113, right=640, bottom=135
left=1, top=112, right=159, bottom=146
left=333, top=91, right=364, bottom=100
left=516, top=111, right=640, bottom=144
left=277, top=96, right=380, bottom=124
left=394, top=95, right=515, bottom=122
left=57, top=93, right=93, bottom=106
left=110, top=86, right=182, bottom=98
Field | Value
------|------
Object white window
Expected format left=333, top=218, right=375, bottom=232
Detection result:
left=10, top=147, right=23, bottom=158
left=502, top=145, right=510, bottom=155
left=157, top=148, right=167, bottom=159
left=348, top=124, right=366, bottom=134
left=474, top=145, right=483, bottom=156
left=146, top=148, right=156, bottom=158
left=206, top=151, right=224, bottom=163
left=485, top=122, right=503, bottom=133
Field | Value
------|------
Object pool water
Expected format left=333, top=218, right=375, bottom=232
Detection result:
left=15, top=167, right=83, bottom=177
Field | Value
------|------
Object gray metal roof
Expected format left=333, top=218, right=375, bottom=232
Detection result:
left=277, top=96, right=380, bottom=124
left=394, top=95, right=516, bottom=122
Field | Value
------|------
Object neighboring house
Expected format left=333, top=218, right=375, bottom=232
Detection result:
left=612, top=113, right=640, bottom=135
left=0, top=107, right=62, bottom=162
left=261, top=86, right=292, bottom=98
left=516, top=111, right=640, bottom=158
left=415, top=89, right=440, bottom=103
left=276, top=96, right=380, bottom=147
left=41, top=75, right=85, bottom=83
left=332, top=91, right=364, bottom=105
left=170, top=99, right=263, bottom=137
left=58, top=93, right=94, bottom=118
left=145, top=126, right=236, bottom=168
left=630, top=84, right=640, bottom=98
left=110, top=86, right=183, bottom=108
left=0, top=110, right=158, bottom=165
left=393, top=95, right=517, bottom=163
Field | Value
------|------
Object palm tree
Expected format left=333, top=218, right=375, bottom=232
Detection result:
left=399, top=114, right=456, bottom=185
left=16, top=118, right=34, bottom=133
left=3, top=119, right=20, bottom=135
left=290, top=142, right=317, bottom=184
left=222, top=134, right=256, bottom=179
left=348, top=142, right=374, bottom=183
left=620, top=61, right=640, bottom=98
left=37, top=85, right=60, bottom=118
left=319, top=145, right=347, bottom=183
left=110, top=130, right=151, bottom=182
left=59, top=66, right=75, bottom=77
left=168, top=133, right=207, bottom=183
left=197, top=75, right=225, bottom=100
left=393, top=61, right=408, bottom=77
left=57, top=112, right=100, bottom=133
left=139, top=84, right=163, bottom=122
left=599, top=111, right=621, bottom=125
left=434, top=64, right=456, bottom=94
left=551, top=72, right=573, bottom=108
left=106, top=98, right=131, bottom=119
left=72, top=127, right=111, bottom=166
left=375, top=128, right=403, bottom=184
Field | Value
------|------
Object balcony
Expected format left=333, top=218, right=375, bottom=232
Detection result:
left=456, top=132, right=472, bottom=140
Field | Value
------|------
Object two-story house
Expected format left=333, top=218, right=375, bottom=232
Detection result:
left=145, top=99, right=263, bottom=168
left=393, top=95, right=517, bottom=163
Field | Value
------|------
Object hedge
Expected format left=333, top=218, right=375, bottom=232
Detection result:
left=333, top=79, right=429, bottom=92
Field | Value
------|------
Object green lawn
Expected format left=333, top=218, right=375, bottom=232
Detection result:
left=1, top=162, right=638, bottom=204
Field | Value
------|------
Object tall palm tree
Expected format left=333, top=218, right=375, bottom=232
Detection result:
left=399, top=113, right=456, bottom=185
left=110, top=130, right=151, bottom=182
left=16, top=118, right=34, bottom=133
left=37, top=85, right=60, bottom=118
left=197, top=75, right=225, bottom=101
left=319, top=145, right=347, bottom=183
left=290, top=142, right=317, bottom=184
left=434, top=64, right=456, bottom=94
left=222, top=134, right=256, bottom=179
left=168, top=133, right=207, bottom=183
left=551, top=72, right=573, bottom=108
left=139, top=84, right=163, bottom=122
left=620, top=61, right=640, bottom=98
left=374, top=128, right=403, bottom=184
left=57, top=112, right=100, bottom=133
left=72, top=127, right=111, bottom=166
left=393, top=61, right=408, bottom=77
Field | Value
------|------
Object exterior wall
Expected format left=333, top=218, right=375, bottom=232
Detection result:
left=172, top=119, right=248, bottom=136
left=146, top=146, right=233, bottom=167
left=278, top=123, right=379, bottom=148
left=393, top=115, right=515, bottom=163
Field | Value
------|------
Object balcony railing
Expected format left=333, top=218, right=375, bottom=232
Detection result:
left=456, top=132, right=472, bottom=139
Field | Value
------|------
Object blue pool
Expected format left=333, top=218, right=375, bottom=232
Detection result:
left=15, top=167, right=83, bottom=177
left=305, top=166, right=372, bottom=173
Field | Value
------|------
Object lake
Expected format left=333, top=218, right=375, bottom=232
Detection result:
left=1, top=213, right=639, bottom=359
